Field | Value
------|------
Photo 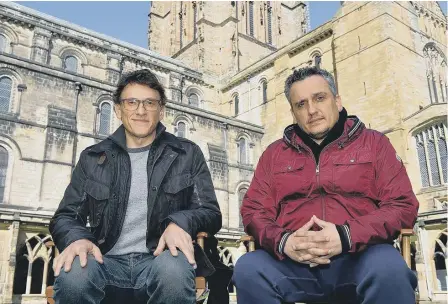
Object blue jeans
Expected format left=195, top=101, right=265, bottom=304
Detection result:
left=233, top=244, right=417, bottom=304
left=53, top=250, right=196, bottom=304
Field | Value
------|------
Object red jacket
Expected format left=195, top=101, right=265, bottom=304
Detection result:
left=241, top=117, right=419, bottom=260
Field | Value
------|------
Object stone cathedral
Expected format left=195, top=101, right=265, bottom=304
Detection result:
left=0, top=1, right=446, bottom=303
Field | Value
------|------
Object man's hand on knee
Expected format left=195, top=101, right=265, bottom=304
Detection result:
left=53, top=239, right=103, bottom=276
left=154, top=222, right=197, bottom=269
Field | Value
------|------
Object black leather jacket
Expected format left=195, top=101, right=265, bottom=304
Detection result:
left=50, top=123, right=222, bottom=276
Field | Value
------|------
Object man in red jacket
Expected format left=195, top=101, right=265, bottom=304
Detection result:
left=233, top=67, right=419, bottom=304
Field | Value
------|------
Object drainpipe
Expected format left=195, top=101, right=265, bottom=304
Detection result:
left=247, top=78, right=251, bottom=113
left=418, top=221, right=433, bottom=301
left=71, top=82, right=82, bottom=176
left=223, top=122, right=230, bottom=229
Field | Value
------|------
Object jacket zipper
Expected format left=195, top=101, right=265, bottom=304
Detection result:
left=295, top=137, right=346, bottom=222
left=315, top=163, right=325, bottom=221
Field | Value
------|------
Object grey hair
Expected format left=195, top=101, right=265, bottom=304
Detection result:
left=284, top=67, right=337, bottom=103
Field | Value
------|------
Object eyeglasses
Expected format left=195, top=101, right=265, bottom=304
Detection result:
left=120, top=98, right=161, bottom=111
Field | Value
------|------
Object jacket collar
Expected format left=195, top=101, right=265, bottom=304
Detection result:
left=283, top=115, right=365, bottom=152
left=89, top=122, right=185, bottom=153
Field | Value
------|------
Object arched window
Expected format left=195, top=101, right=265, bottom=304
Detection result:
left=238, top=187, right=248, bottom=227
left=248, top=2, right=254, bottom=37
left=175, top=121, right=187, bottom=138
left=238, top=137, right=248, bottom=164
left=434, top=230, right=447, bottom=291
left=0, top=34, right=7, bottom=52
left=261, top=80, right=268, bottom=104
left=267, top=2, right=272, bottom=44
left=185, top=87, right=203, bottom=108
left=30, top=258, right=45, bottom=294
left=427, top=128, right=441, bottom=185
left=414, top=122, right=448, bottom=187
left=13, top=234, right=55, bottom=295
left=64, top=56, right=78, bottom=73
left=437, top=125, right=447, bottom=181
left=0, top=146, right=8, bottom=203
left=234, top=94, right=239, bottom=116
left=416, top=134, right=430, bottom=187
left=98, top=102, right=112, bottom=136
left=0, top=76, right=12, bottom=113
left=188, top=93, right=199, bottom=107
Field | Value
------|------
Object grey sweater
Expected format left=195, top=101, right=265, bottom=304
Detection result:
left=106, top=145, right=151, bottom=255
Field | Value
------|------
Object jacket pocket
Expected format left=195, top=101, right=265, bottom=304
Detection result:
left=272, top=159, right=311, bottom=203
left=84, top=179, right=110, bottom=228
left=162, top=173, right=194, bottom=212
left=273, top=160, right=306, bottom=174
left=332, top=152, right=374, bottom=196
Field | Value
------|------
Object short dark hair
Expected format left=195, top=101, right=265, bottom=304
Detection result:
left=284, top=67, right=337, bottom=103
left=113, top=69, right=167, bottom=106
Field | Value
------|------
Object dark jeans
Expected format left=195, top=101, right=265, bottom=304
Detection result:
left=232, top=244, right=417, bottom=304
left=53, top=250, right=196, bottom=304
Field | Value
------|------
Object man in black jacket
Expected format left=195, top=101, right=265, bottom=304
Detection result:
left=50, top=69, right=222, bottom=304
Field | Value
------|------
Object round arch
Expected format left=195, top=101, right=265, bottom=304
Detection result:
left=59, top=47, right=88, bottom=73
left=430, top=228, right=448, bottom=291
left=185, top=86, right=204, bottom=108
left=410, top=116, right=447, bottom=137
left=0, top=24, right=19, bottom=53
left=172, top=113, right=196, bottom=130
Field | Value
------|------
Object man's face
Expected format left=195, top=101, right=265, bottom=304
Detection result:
left=114, top=83, right=164, bottom=140
left=289, top=75, right=342, bottom=141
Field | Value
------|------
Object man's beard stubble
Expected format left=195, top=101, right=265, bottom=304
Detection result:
left=308, top=128, right=330, bottom=140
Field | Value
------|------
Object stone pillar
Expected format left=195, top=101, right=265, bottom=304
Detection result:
left=3, top=220, right=20, bottom=303
left=414, top=242, right=429, bottom=301
left=31, top=27, right=52, bottom=64
left=41, top=261, right=49, bottom=295
left=106, top=53, right=122, bottom=85
left=39, top=106, right=76, bottom=203
left=25, top=261, right=32, bottom=294
left=16, top=83, right=27, bottom=116
left=234, top=241, right=248, bottom=263
left=169, top=72, right=184, bottom=103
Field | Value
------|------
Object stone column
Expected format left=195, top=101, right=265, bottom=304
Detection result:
left=41, top=261, right=49, bottom=295
left=169, top=72, right=184, bottom=103
left=3, top=220, right=20, bottom=303
left=25, top=261, right=32, bottom=294
left=16, top=83, right=27, bottom=116
left=414, top=242, right=429, bottom=301
left=106, top=53, right=122, bottom=85
left=30, top=27, right=52, bottom=64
